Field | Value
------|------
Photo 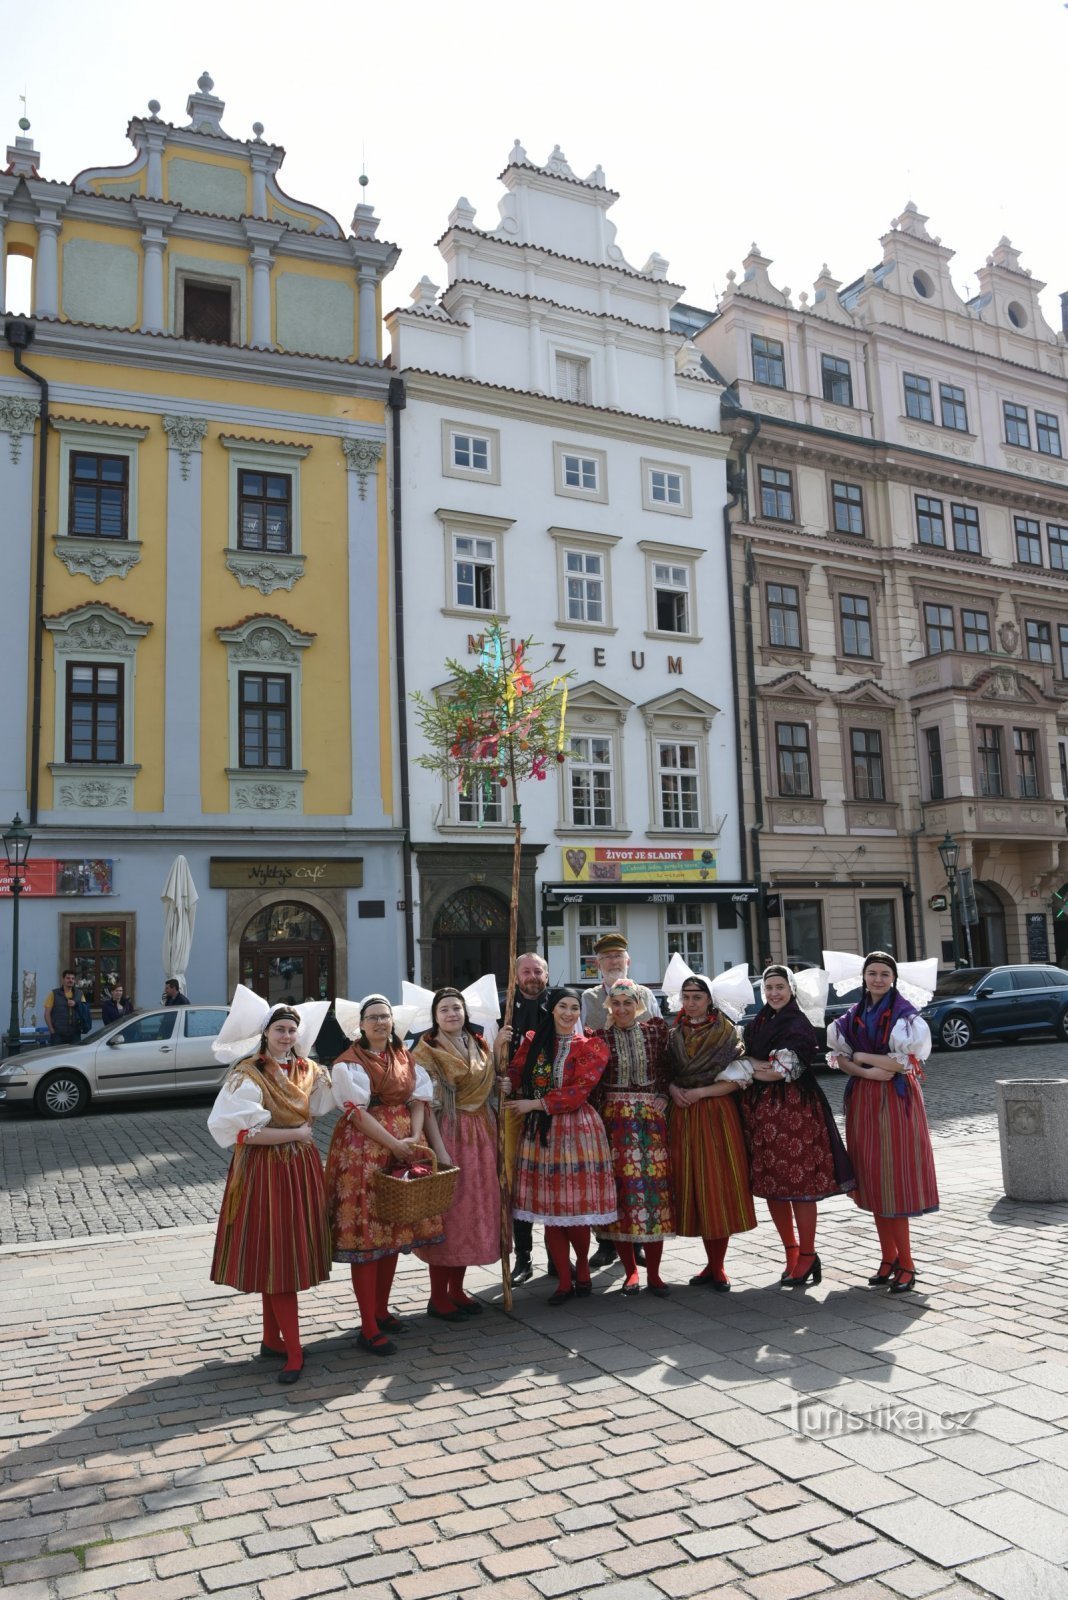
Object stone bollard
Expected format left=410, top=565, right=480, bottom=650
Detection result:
left=996, top=1079, right=1068, bottom=1202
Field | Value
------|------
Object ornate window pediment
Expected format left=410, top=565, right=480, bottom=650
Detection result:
left=639, top=687, right=720, bottom=732
left=44, top=604, right=150, bottom=813
left=217, top=616, right=313, bottom=814
left=757, top=671, right=825, bottom=705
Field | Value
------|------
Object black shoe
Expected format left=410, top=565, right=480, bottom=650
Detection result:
left=512, top=1255, right=534, bottom=1285
left=259, top=1342, right=286, bottom=1359
left=647, top=1283, right=671, bottom=1298
left=634, top=1245, right=646, bottom=1265
left=589, top=1242, right=618, bottom=1270
left=868, top=1258, right=899, bottom=1286
left=889, top=1267, right=917, bottom=1295
left=548, top=1286, right=575, bottom=1307
left=620, top=1280, right=641, bottom=1297
left=450, top=1298, right=482, bottom=1316
left=427, top=1302, right=466, bottom=1323
left=784, top=1253, right=822, bottom=1287
left=689, top=1270, right=730, bottom=1292
left=377, top=1313, right=406, bottom=1333
left=356, top=1332, right=395, bottom=1356
left=574, top=1279, right=593, bottom=1298
left=277, top=1365, right=303, bottom=1385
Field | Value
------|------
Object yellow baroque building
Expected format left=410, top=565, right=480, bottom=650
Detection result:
left=0, top=75, right=405, bottom=1023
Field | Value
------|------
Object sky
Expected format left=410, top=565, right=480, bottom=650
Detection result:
left=3, top=0, right=1067, bottom=331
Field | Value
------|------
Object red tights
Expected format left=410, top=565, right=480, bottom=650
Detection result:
left=766, top=1199, right=818, bottom=1272
left=695, top=1235, right=729, bottom=1284
left=545, top=1225, right=592, bottom=1291
left=350, top=1255, right=400, bottom=1341
left=427, top=1264, right=477, bottom=1312
left=260, top=1291, right=302, bottom=1372
left=874, top=1214, right=914, bottom=1272
left=617, top=1241, right=665, bottom=1288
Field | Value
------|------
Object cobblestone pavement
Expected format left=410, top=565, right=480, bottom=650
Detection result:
left=0, top=1039, right=1050, bottom=1246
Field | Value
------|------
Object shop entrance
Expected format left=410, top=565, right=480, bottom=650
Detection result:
left=968, top=881, right=1009, bottom=967
left=239, top=900, right=335, bottom=1004
left=432, top=886, right=511, bottom=989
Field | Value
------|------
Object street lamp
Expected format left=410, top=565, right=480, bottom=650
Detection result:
left=3, top=814, right=32, bottom=1057
left=937, top=829, right=961, bottom=970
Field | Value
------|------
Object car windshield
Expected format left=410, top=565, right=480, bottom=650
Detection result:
left=78, top=1024, right=108, bottom=1044
left=934, top=968, right=990, bottom=997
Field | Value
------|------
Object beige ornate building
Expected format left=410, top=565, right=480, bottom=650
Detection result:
left=689, top=206, right=1068, bottom=969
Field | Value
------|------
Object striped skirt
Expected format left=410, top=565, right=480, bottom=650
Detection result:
left=326, top=1103, right=445, bottom=1264
left=668, top=1095, right=757, bottom=1238
left=416, top=1105, right=503, bottom=1268
left=513, top=1104, right=618, bottom=1227
left=599, top=1090, right=675, bottom=1242
left=844, top=1076, right=939, bottom=1218
left=210, top=1141, right=332, bottom=1295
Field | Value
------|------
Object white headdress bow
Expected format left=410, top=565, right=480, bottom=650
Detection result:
left=333, top=993, right=392, bottom=1043
left=822, top=951, right=938, bottom=1009
left=395, top=975, right=501, bottom=1039
left=660, top=953, right=754, bottom=1021
left=212, top=984, right=331, bottom=1064
left=760, top=965, right=830, bottom=1028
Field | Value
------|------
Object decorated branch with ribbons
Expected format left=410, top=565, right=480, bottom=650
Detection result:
left=412, top=621, right=573, bottom=1308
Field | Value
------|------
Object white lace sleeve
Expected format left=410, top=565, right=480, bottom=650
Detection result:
left=720, top=1058, right=754, bottom=1085
left=411, top=1064, right=435, bottom=1103
left=308, top=1069, right=335, bottom=1117
left=770, top=1048, right=804, bottom=1082
left=207, top=1077, right=271, bottom=1149
left=890, top=1014, right=932, bottom=1067
left=331, top=1060, right=371, bottom=1109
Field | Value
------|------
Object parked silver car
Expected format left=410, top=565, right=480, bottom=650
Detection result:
left=0, top=1005, right=230, bottom=1118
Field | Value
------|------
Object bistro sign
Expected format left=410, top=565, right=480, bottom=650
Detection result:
left=209, top=858, right=364, bottom=890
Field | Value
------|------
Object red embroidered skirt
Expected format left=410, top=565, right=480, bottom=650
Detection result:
left=668, top=1095, right=756, bottom=1238
left=513, top=1104, right=618, bottom=1227
left=742, top=1082, right=854, bottom=1203
left=599, top=1090, right=675, bottom=1242
left=845, top=1077, right=939, bottom=1217
left=325, top=1103, right=444, bottom=1264
left=210, top=1141, right=332, bottom=1295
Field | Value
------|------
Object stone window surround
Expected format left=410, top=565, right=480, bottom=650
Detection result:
left=640, top=688, right=720, bottom=839
left=222, top=436, right=310, bottom=596
left=170, top=259, right=245, bottom=344
left=552, top=441, right=607, bottom=505
left=754, top=554, right=811, bottom=668
left=549, top=338, right=601, bottom=406
left=826, top=568, right=883, bottom=676
left=435, top=507, right=515, bottom=623
left=555, top=680, right=632, bottom=837
left=549, top=526, right=620, bottom=634
left=51, top=418, right=149, bottom=583
left=759, top=680, right=827, bottom=833
left=1012, top=595, right=1068, bottom=679
left=44, top=603, right=150, bottom=812
left=640, top=457, right=693, bottom=519
left=217, top=616, right=313, bottom=814
left=835, top=697, right=899, bottom=819
left=826, top=475, right=867, bottom=539
left=426, top=677, right=513, bottom=836
left=918, top=717, right=949, bottom=803
left=910, top=579, right=1000, bottom=659
left=755, top=461, right=797, bottom=524
left=638, top=538, right=705, bottom=645
left=442, top=419, right=502, bottom=486
left=967, top=708, right=1051, bottom=802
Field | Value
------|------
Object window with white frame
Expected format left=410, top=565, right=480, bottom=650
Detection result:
left=640, top=542, right=702, bottom=638
left=642, top=459, right=692, bottom=517
left=658, top=740, right=700, bottom=829
left=552, top=442, right=607, bottom=504
left=437, top=510, right=514, bottom=619
left=44, top=603, right=150, bottom=810
left=564, top=549, right=605, bottom=625
left=569, top=734, right=614, bottom=827
left=442, top=421, right=500, bottom=485
left=577, top=905, right=620, bottom=981
left=555, top=353, right=592, bottom=405
left=457, top=773, right=504, bottom=825
left=664, top=902, right=706, bottom=973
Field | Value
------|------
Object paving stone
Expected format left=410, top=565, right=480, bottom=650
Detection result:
left=648, top=1557, right=741, bottom=1595
left=887, top=1461, right=1000, bottom=1506
left=742, top=1570, right=835, bottom=1600
left=803, top=1465, right=914, bottom=1514
left=530, top=1561, right=609, bottom=1596
left=861, top=1501, right=1008, bottom=1568
left=816, top=1541, right=915, bottom=1583
left=957, top=1548, right=1068, bottom=1600
left=954, top=1487, right=1068, bottom=1562
left=878, top=1562, right=965, bottom=1598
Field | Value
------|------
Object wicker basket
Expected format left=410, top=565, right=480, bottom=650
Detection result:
left=372, top=1144, right=459, bottom=1226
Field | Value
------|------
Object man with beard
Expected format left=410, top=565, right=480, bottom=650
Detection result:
left=498, top=951, right=550, bottom=1283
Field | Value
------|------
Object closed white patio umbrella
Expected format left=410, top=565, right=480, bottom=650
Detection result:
left=161, top=855, right=199, bottom=992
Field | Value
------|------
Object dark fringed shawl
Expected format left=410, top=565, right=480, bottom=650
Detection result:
left=743, top=997, right=820, bottom=1102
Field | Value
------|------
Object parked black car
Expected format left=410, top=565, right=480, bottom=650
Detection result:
left=920, top=965, right=1068, bottom=1051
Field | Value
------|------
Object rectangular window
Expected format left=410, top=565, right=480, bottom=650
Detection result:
left=649, top=467, right=684, bottom=506
left=850, top=728, right=885, bottom=801
left=570, top=735, right=614, bottom=827
left=237, top=470, right=292, bottom=554
left=1048, top=524, right=1068, bottom=570
left=940, top=383, right=968, bottom=432
left=453, top=535, right=496, bottom=609
left=182, top=280, right=233, bottom=343
left=924, top=602, right=955, bottom=654
left=766, top=582, right=801, bottom=649
left=925, top=727, right=945, bottom=801
left=1015, top=516, right=1042, bottom=566
left=821, top=354, right=853, bottom=407
left=458, top=776, right=503, bottom=825
left=69, top=453, right=129, bottom=539
left=452, top=433, right=491, bottom=473
left=839, top=593, right=873, bottom=658
left=1059, top=624, right=1068, bottom=681
left=758, top=465, right=794, bottom=521
left=904, top=373, right=934, bottom=422
left=556, top=354, right=591, bottom=404
left=69, top=919, right=128, bottom=1006
left=1036, top=412, right=1062, bottom=458
left=562, top=453, right=598, bottom=492
left=752, top=334, right=786, bottom=388
left=783, top=900, right=824, bottom=967
left=66, top=663, right=123, bottom=764
left=916, top=494, right=946, bottom=547
left=238, top=672, right=291, bottom=769
left=977, top=725, right=1003, bottom=797
left=860, top=899, right=897, bottom=957
left=1004, top=402, right=1031, bottom=449
left=578, top=906, right=618, bottom=981
left=564, top=549, right=605, bottom=624
left=1026, top=619, right=1054, bottom=664
left=775, top=722, right=812, bottom=797
left=950, top=502, right=981, bottom=555
left=1014, top=727, right=1039, bottom=798
left=831, top=480, right=864, bottom=536
left=658, top=741, right=700, bottom=829
left=653, top=562, right=690, bottom=633
left=961, top=609, right=991, bottom=653
left=665, top=903, right=706, bottom=973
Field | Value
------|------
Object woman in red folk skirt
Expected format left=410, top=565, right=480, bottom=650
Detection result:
left=506, top=987, right=615, bottom=1304
left=740, top=965, right=854, bottom=1289
left=209, top=990, right=333, bottom=1385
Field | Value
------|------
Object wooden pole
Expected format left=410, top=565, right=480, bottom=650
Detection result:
left=495, top=703, right=523, bottom=1311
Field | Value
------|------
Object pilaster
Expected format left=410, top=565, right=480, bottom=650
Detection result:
left=162, top=415, right=207, bottom=816
left=134, top=200, right=178, bottom=334
left=243, top=220, right=284, bottom=350
left=343, top=436, right=388, bottom=824
left=0, top=395, right=38, bottom=815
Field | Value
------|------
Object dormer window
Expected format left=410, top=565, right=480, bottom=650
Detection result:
left=555, top=354, right=591, bottom=405
left=751, top=334, right=786, bottom=389
left=912, top=270, right=934, bottom=299
left=182, top=279, right=234, bottom=344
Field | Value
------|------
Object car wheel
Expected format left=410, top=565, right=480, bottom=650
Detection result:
left=940, top=1013, right=973, bottom=1051
left=1057, top=1008, right=1068, bottom=1041
left=34, top=1071, right=90, bottom=1118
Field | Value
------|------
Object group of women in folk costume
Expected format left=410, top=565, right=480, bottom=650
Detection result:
left=205, top=947, right=940, bottom=1376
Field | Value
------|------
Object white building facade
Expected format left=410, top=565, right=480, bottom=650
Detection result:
left=388, top=145, right=751, bottom=992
